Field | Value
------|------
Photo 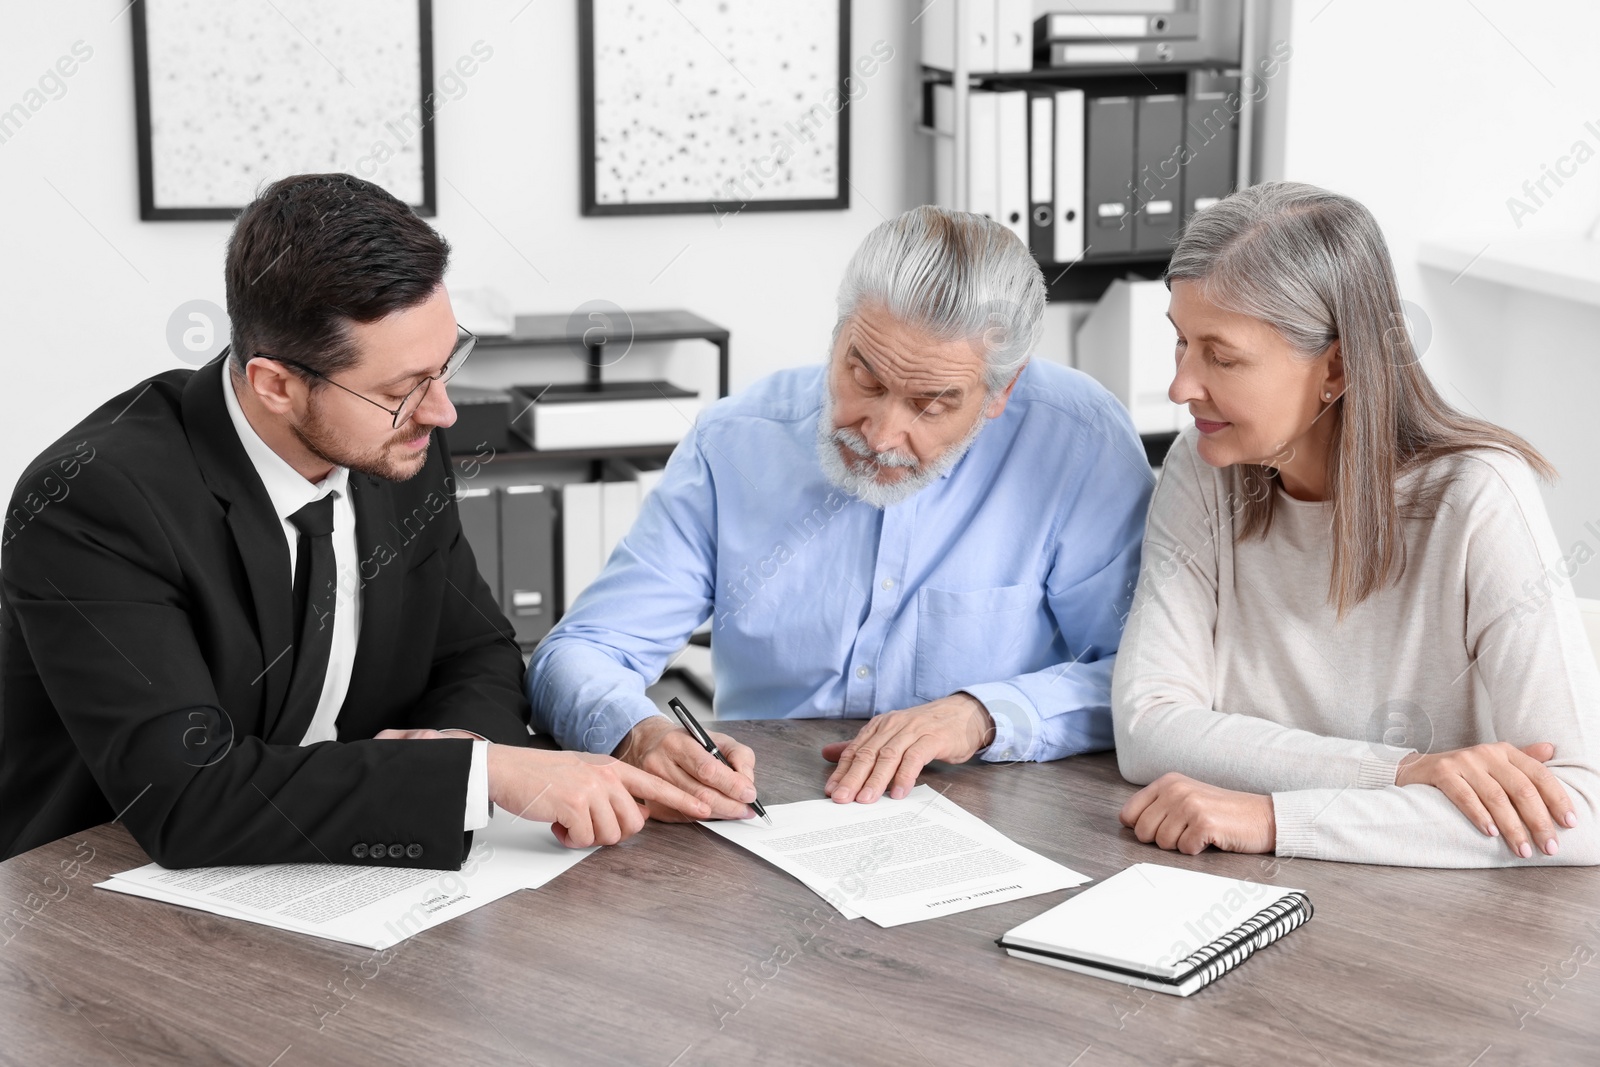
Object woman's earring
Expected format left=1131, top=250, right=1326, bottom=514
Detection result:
left=1323, top=391, right=1333, bottom=401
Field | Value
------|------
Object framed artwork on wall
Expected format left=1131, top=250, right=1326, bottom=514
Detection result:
left=130, top=0, right=435, bottom=220
left=579, top=0, right=852, bottom=216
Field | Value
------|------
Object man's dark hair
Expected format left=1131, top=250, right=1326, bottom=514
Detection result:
left=224, top=173, right=450, bottom=380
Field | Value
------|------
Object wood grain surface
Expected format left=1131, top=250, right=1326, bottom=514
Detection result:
left=2, top=719, right=1596, bottom=1066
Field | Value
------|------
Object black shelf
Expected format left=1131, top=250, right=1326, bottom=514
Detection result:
left=475, top=309, right=729, bottom=398
left=474, top=443, right=677, bottom=465
left=924, top=63, right=1232, bottom=85
left=921, top=66, right=1196, bottom=92
left=1039, top=254, right=1170, bottom=303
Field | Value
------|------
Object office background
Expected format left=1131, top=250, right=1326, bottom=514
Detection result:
left=3, top=0, right=1600, bottom=596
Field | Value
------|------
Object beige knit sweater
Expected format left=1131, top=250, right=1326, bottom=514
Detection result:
left=1112, top=427, right=1600, bottom=867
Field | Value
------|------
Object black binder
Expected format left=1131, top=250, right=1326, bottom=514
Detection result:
left=453, top=485, right=500, bottom=603
left=1085, top=95, right=1136, bottom=256
left=499, top=483, right=557, bottom=646
left=1027, top=89, right=1055, bottom=258
left=1133, top=94, right=1185, bottom=254
left=1183, top=86, right=1240, bottom=221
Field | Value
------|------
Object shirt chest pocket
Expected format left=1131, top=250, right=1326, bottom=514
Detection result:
left=913, top=584, right=1041, bottom=702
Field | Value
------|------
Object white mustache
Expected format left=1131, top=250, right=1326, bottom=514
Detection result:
left=831, top=427, right=919, bottom=469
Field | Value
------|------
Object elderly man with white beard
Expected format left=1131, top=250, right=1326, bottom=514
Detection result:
left=525, top=205, right=1153, bottom=822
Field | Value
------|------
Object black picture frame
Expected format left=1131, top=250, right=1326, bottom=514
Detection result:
left=130, top=0, right=437, bottom=221
left=578, top=0, right=851, bottom=217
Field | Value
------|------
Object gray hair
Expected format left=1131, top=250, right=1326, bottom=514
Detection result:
left=1165, top=180, right=1553, bottom=617
left=1165, top=181, right=1345, bottom=357
left=834, top=205, right=1045, bottom=395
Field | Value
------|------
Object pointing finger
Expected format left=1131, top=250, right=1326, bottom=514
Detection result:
left=617, top=761, right=714, bottom=820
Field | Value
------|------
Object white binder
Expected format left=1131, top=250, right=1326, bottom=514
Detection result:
left=921, top=0, right=997, bottom=72
left=996, top=89, right=1029, bottom=247
left=1053, top=88, right=1086, bottom=262
left=996, top=0, right=1033, bottom=72
left=968, top=89, right=999, bottom=223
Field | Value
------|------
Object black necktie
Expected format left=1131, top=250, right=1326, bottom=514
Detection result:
left=283, top=495, right=337, bottom=731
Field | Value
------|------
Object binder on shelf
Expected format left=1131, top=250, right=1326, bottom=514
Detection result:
left=510, top=380, right=701, bottom=453
left=1044, top=38, right=1230, bottom=68
left=923, top=0, right=1031, bottom=74
left=558, top=480, right=604, bottom=613
left=968, top=89, right=1000, bottom=224
left=995, top=0, right=1033, bottom=73
left=500, top=483, right=557, bottom=645
left=556, top=461, right=669, bottom=618
left=998, top=863, right=1312, bottom=997
left=608, top=456, right=668, bottom=505
left=922, top=0, right=995, bottom=73
left=1035, top=11, right=1202, bottom=43
left=1085, top=95, right=1136, bottom=257
left=1133, top=94, right=1184, bottom=254
left=1184, top=86, right=1240, bottom=220
left=1053, top=87, right=1086, bottom=262
left=1027, top=91, right=1054, bottom=258
left=930, top=85, right=1031, bottom=238
left=932, top=83, right=956, bottom=210
left=1038, top=1, right=1240, bottom=68
left=930, top=85, right=997, bottom=224
left=454, top=485, right=500, bottom=600
left=996, top=89, right=1030, bottom=247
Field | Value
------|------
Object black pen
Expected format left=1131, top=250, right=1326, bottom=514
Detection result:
left=667, top=697, right=771, bottom=825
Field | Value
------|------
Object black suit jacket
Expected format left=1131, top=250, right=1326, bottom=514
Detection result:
left=0, top=357, right=531, bottom=867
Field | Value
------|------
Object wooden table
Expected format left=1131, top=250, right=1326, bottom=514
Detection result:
left=2, top=719, right=1597, bottom=1066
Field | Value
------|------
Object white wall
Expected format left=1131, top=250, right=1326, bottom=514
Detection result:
left=1280, top=0, right=1600, bottom=594
left=11, top=0, right=1599, bottom=596
left=0, top=1, right=926, bottom=496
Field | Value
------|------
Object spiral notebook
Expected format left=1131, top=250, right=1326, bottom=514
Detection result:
left=997, top=863, right=1313, bottom=997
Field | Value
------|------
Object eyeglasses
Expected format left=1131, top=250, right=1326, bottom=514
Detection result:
left=252, top=324, right=477, bottom=429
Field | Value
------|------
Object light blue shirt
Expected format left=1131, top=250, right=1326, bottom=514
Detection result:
left=526, top=361, right=1154, bottom=763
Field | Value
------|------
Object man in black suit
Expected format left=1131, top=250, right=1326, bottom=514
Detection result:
left=0, top=173, right=705, bottom=867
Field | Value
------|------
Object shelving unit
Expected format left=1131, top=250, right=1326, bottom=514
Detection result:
left=918, top=0, right=1260, bottom=305
left=464, top=309, right=729, bottom=475
left=448, top=309, right=730, bottom=668
left=475, top=309, right=729, bottom=395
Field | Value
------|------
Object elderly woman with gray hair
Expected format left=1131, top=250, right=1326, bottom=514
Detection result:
left=1113, top=181, right=1600, bottom=867
left=528, top=205, right=1153, bottom=818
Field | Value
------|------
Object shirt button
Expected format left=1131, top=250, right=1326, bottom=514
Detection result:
left=880, top=578, right=894, bottom=590
left=855, top=665, right=870, bottom=679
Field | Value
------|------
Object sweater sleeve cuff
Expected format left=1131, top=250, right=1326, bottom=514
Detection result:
left=1358, top=747, right=1412, bottom=789
left=961, top=683, right=1042, bottom=763
left=1271, top=791, right=1323, bottom=859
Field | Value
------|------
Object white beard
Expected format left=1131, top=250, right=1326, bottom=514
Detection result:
left=814, top=380, right=989, bottom=509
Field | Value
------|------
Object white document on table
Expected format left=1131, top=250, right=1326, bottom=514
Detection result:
left=700, top=784, right=1090, bottom=927
left=95, top=808, right=594, bottom=950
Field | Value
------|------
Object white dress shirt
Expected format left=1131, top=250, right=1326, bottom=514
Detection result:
left=222, top=370, right=489, bottom=831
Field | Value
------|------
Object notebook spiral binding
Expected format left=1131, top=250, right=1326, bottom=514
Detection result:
left=1173, top=892, right=1314, bottom=987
